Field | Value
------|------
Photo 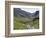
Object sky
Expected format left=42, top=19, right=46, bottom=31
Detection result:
left=20, top=8, right=39, bottom=13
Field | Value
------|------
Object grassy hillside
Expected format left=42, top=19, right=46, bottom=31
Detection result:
left=14, top=17, right=39, bottom=30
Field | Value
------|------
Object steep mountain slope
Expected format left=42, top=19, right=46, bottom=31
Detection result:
left=14, top=8, right=39, bottom=20
left=14, top=8, right=33, bottom=17
left=14, top=8, right=39, bottom=29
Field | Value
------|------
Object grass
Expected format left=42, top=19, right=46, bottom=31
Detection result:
left=14, top=17, right=39, bottom=30
left=14, top=17, right=27, bottom=30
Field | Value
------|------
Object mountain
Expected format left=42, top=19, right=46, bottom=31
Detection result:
left=32, top=11, right=39, bottom=19
left=14, top=8, right=39, bottom=21
left=14, top=8, right=32, bottom=17
left=14, top=8, right=39, bottom=29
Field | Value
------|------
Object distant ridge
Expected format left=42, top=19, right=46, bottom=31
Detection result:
left=14, top=8, right=39, bottom=20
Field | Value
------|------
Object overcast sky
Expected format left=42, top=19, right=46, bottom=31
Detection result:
left=20, top=8, right=39, bottom=13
